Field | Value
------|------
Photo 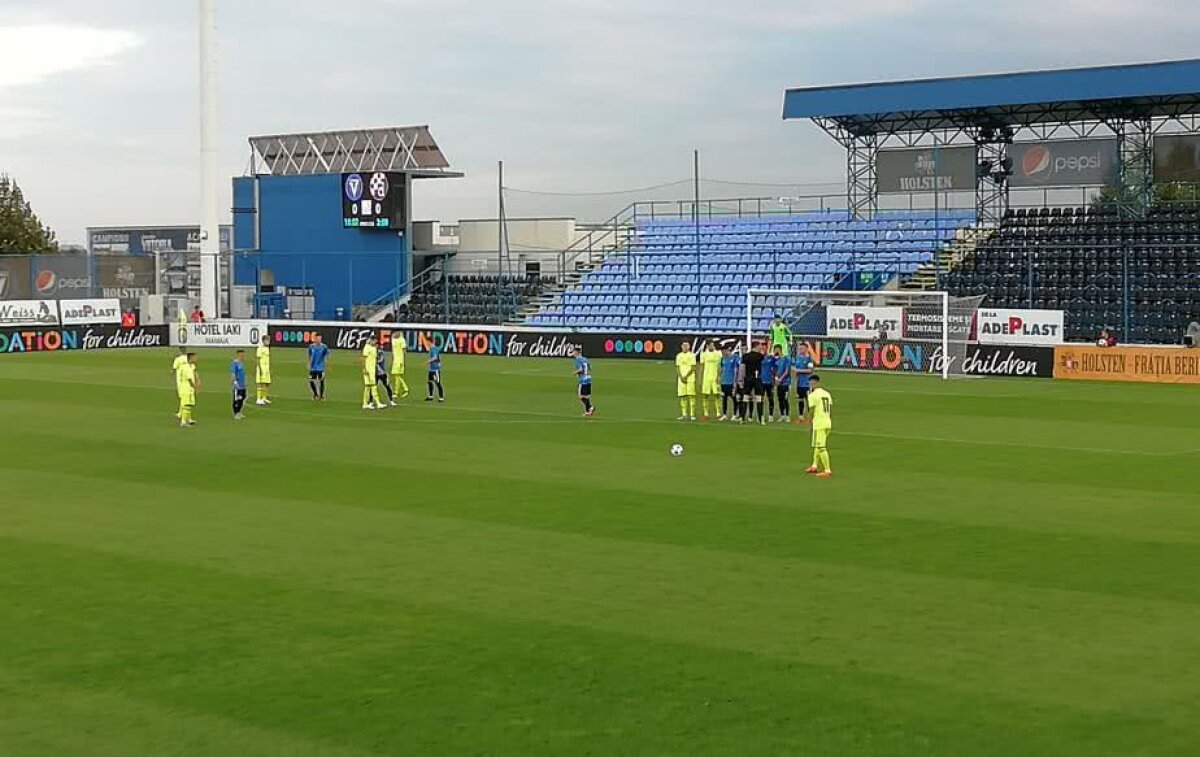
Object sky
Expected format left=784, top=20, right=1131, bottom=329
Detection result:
left=1, top=0, right=1198, bottom=244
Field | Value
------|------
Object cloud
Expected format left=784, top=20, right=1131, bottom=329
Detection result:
left=0, top=25, right=140, bottom=88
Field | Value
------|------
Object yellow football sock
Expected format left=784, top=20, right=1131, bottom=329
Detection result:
left=820, top=450, right=831, bottom=472
left=812, top=448, right=822, bottom=468
left=679, top=399, right=688, bottom=416
left=363, top=387, right=371, bottom=406
left=370, top=387, right=381, bottom=406
left=688, top=397, right=697, bottom=416
left=395, top=376, right=409, bottom=394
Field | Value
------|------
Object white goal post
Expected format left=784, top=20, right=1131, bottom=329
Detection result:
left=745, top=288, right=984, bottom=380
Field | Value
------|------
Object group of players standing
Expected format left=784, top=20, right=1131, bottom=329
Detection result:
left=170, top=331, right=449, bottom=425
left=675, top=338, right=817, bottom=425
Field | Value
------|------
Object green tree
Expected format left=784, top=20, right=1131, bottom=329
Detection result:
left=0, top=174, right=58, bottom=254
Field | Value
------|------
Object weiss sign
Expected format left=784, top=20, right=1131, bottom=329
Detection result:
left=60, top=299, right=122, bottom=326
left=0, top=299, right=59, bottom=326
left=826, top=305, right=904, bottom=340
left=976, top=309, right=1064, bottom=346
left=171, top=320, right=269, bottom=348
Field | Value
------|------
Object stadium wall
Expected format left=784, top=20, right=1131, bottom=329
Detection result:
left=231, top=174, right=409, bottom=318
left=262, top=320, right=1057, bottom=378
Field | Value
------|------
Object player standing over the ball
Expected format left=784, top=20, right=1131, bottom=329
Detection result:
left=255, top=334, right=272, bottom=406
left=675, top=341, right=698, bottom=421
left=231, top=349, right=248, bottom=420
left=718, top=344, right=740, bottom=421
left=178, top=352, right=199, bottom=427
left=806, top=374, right=833, bottom=477
left=699, top=339, right=722, bottom=421
left=361, top=334, right=382, bottom=410
left=390, top=331, right=409, bottom=399
left=792, top=342, right=815, bottom=424
left=425, top=344, right=445, bottom=403
left=573, top=346, right=595, bottom=416
left=307, top=334, right=330, bottom=401
left=739, top=340, right=764, bottom=424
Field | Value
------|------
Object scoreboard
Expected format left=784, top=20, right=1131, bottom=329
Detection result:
left=341, top=172, right=406, bottom=230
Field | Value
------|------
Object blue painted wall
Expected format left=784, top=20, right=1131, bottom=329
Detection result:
left=232, top=174, right=407, bottom=319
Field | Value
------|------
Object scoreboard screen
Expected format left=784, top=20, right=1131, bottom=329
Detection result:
left=341, top=172, right=405, bottom=230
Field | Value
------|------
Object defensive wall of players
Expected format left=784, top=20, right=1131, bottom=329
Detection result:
left=3, top=312, right=1198, bottom=385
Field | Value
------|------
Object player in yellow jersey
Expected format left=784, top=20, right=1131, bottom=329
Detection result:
left=698, top=339, right=722, bottom=421
left=171, top=347, right=188, bottom=418
left=675, top=341, right=698, bottom=421
left=255, top=334, right=272, bottom=405
left=390, top=331, right=409, bottom=399
left=361, top=334, right=382, bottom=410
left=806, top=374, right=833, bottom=477
left=177, top=352, right=199, bottom=427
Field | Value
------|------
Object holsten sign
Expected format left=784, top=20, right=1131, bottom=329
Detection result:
left=1008, top=139, right=1118, bottom=188
left=877, top=146, right=976, bottom=193
left=976, top=309, right=1064, bottom=346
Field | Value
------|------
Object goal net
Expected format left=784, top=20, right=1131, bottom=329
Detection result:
left=745, top=288, right=985, bottom=379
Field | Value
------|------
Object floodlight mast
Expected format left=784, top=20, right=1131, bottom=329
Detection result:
left=198, top=0, right=220, bottom=318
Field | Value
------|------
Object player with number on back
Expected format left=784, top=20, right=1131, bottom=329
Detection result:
left=573, top=346, right=595, bottom=417
left=307, top=334, right=330, bottom=401
left=806, top=375, right=833, bottom=478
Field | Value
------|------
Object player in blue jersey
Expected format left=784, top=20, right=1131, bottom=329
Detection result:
left=425, top=344, right=445, bottom=402
left=230, top=349, right=247, bottom=420
left=375, top=345, right=396, bottom=407
left=572, top=346, right=594, bottom=417
left=773, top=345, right=793, bottom=422
left=792, top=342, right=816, bottom=424
left=718, top=345, right=740, bottom=421
left=760, top=349, right=778, bottom=423
left=307, top=334, right=330, bottom=401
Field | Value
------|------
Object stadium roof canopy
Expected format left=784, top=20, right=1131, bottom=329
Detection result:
left=248, top=126, right=461, bottom=178
left=782, top=59, right=1200, bottom=136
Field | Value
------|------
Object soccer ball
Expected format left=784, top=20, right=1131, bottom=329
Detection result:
left=670, top=443, right=685, bottom=457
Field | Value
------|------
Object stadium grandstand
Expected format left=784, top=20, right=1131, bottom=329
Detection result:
left=512, top=60, right=1200, bottom=344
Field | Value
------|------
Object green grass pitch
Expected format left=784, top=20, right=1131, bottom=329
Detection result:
left=1, top=347, right=1199, bottom=756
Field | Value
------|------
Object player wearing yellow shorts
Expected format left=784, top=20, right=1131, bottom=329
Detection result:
left=390, top=331, right=409, bottom=398
left=698, top=339, right=722, bottom=421
left=806, top=374, right=833, bottom=477
left=171, top=347, right=188, bottom=418
left=177, top=352, right=199, bottom=427
left=361, top=335, right=382, bottom=410
left=675, top=341, right=698, bottom=421
left=255, top=335, right=272, bottom=405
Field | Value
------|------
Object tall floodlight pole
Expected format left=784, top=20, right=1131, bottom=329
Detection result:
left=198, top=0, right=220, bottom=318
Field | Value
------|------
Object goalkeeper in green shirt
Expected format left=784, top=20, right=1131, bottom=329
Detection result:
left=769, top=315, right=792, bottom=355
